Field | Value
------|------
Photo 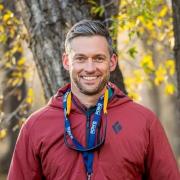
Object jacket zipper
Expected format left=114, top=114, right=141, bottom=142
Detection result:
left=86, top=111, right=91, bottom=146
left=72, top=97, right=93, bottom=147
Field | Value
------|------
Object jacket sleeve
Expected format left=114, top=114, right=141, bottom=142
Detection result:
left=7, top=123, right=43, bottom=180
left=145, top=116, right=180, bottom=180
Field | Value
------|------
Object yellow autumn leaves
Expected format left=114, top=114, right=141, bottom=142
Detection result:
left=26, top=88, right=34, bottom=104
left=0, top=128, right=7, bottom=139
left=154, top=60, right=175, bottom=95
left=124, top=55, right=176, bottom=100
left=140, top=55, right=175, bottom=87
left=0, top=4, right=34, bottom=140
left=117, top=0, right=176, bottom=100
left=0, top=3, right=29, bottom=89
left=140, top=55, right=155, bottom=74
left=124, top=70, right=144, bottom=100
left=0, top=4, right=20, bottom=43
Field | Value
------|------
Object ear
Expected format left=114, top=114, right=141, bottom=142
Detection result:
left=110, top=54, right=118, bottom=72
left=62, top=53, right=69, bottom=71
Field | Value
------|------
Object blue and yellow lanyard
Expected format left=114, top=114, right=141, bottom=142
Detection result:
left=63, top=88, right=109, bottom=180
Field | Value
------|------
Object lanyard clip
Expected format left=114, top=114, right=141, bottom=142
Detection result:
left=87, top=173, right=92, bottom=180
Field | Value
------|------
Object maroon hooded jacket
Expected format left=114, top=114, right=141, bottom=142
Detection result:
left=8, top=83, right=180, bottom=180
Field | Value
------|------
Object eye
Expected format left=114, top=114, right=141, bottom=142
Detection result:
left=75, top=56, right=86, bottom=63
left=94, top=56, right=105, bottom=63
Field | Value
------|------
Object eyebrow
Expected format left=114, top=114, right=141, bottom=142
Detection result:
left=74, top=54, right=107, bottom=58
left=74, top=54, right=87, bottom=57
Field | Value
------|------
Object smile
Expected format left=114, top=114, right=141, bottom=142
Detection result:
left=82, top=76, right=98, bottom=80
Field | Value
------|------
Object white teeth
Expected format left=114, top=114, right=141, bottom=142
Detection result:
left=82, top=76, right=97, bottom=80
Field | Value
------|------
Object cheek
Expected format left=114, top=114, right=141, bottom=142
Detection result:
left=70, top=64, right=83, bottom=74
left=97, top=64, right=110, bottom=73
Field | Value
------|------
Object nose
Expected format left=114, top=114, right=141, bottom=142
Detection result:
left=84, top=58, right=96, bottom=72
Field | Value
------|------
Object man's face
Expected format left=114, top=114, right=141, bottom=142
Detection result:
left=63, top=35, right=117, bottom=96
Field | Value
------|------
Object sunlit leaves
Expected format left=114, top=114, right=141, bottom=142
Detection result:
left=0, top=4, right=28, bottom=89
left=88, top=0, right=105, bottom=17
left=0, top=4, right=4, bottom=11
left=0, top=6, right=20, bottom=44
left=124, top=69, right=144, bottom=100
left=154, top=65, right=167, bottom=85
left=0, top=32, right=6, bottom=42
left=0, top=128, right=7, bottom=140
left=0, top=4, right=33, bottom=138
left=127, top=46, right=138, bottom=58
left=17, top=57, right=26, bottom=66
left=140, top=54, right=155, bottom=74
left=25, top=88, right=34, bottom=104
left=159, top=5, right=168, bottom=17
left=3, top=10, right=14, bottom=22
left=165, top=59, right=175, bottom=76
left=91, top=6, right=105, bottom=17
left=118, top=2, right=173, bottom=44
left=117, top=0, right=176, bottom=100
left=165, top=83, right=175, bottom=95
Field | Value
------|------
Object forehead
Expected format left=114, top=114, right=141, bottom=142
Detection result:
left=69, top=35, right=109, bottom=55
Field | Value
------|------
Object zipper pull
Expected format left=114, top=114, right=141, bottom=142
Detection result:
left=87, top=173, right=92, bottom=180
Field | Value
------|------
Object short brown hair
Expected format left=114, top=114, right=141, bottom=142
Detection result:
left=65, top=20, right=114, bottom=56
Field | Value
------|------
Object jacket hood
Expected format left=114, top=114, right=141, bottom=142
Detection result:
left=48, top=82, right=132, bottom=113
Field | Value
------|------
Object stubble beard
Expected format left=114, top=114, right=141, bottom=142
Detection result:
left=72, top=73, right=110, bottom=96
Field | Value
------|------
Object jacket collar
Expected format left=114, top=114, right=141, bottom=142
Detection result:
left=48, top=82, right=131, bottom=114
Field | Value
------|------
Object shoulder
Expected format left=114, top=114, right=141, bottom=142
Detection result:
left=129, top=101, right=159, bottom=125
left=23, top=106, right=50, bottom=129
left=129, top=101, right=157, bottom=121
left=109, top=83, right=158, bottom=124
left=110, top=95, right=159, bottom=128
left=22, top=104, right=64, bottom=134
left=18, top=105, right=64, bottom=150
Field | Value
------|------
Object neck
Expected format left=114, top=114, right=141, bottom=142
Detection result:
left=71, top=87, right=106, bottom=108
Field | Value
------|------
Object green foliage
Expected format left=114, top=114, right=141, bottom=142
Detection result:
left=117, top=0, right=175, bottom=100
left=127, top=46, right=138, bottom=58
left=91, top=6, right=105, bottom=17
left=87, top=0, right=105, bottom=17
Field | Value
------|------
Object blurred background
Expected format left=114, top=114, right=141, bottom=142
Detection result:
left=0, top=0, right=180, bottom=179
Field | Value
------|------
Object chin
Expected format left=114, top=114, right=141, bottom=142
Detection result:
left=72, top=77, right=108, bottom=95
left=80, top=90, right=101, bottom=96
left=79, top=85, right=105, bottom=96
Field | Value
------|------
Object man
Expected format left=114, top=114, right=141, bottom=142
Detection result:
left=8, top=20, right=179, bottom=180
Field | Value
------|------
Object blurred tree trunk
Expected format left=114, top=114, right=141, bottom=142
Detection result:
left=16, top=0, right=126, bottom=100
left=172, top=0, right=180, bottom=161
